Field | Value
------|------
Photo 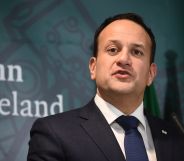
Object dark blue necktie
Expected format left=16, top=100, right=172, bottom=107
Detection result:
left=116, top=115, right=149, bottom=161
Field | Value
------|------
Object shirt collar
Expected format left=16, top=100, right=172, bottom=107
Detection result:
left=94, top=94, right=147, bottom=130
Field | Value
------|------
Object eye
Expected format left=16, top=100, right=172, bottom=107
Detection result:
left=106, top=46, right=119, bottom=55
left=131, top=49, right=144, bottom=57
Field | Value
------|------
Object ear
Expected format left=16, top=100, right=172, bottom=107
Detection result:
left=89, top=57, right=97, bottom=80
left=147, top=63, right=157, bottom=86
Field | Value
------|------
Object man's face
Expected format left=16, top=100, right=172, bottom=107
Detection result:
left=89, top=20, right=157, bottom=98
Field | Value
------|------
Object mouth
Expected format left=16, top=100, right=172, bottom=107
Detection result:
left=112, top=70, right=132, bottom=79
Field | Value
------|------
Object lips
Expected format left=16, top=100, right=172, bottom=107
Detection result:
left=112, top=70, right=132, bottom=79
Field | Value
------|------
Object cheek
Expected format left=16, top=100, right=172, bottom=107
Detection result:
left=95, top=55, right=115, bottom=80
left=135, top=63, right=150, bottom=81
left=95, top=61, right=109, bottom=79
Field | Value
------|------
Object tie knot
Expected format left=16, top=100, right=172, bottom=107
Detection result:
left=116, top=115, right=139, bottom=131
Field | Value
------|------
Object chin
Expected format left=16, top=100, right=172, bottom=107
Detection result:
left=109, top=87, right=135, bottom=95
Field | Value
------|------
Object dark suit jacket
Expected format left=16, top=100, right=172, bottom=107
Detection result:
left=27, top=99, right=184, bottom=161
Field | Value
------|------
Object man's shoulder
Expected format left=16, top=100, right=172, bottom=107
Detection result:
left=32, top=99, right=96, bottom=128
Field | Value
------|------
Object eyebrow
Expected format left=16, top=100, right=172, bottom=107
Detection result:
left=105, top=40, right=122, bottom=47
left=107, top=40, right=146, bottom=49
left=131, top=43, right=145, bottom=49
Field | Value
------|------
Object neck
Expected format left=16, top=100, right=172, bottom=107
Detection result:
left=97, top=90, right=143, bottom=115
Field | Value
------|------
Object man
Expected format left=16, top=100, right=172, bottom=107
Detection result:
left=27, top=13, right=184, bottom=161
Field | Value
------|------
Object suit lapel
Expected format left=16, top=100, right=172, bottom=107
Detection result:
left=146, top=113, right=173, bottom=161
left=79, top=100, right=125, bottom=161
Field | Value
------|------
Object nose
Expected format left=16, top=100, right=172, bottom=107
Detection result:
left=116, top=49, right=132, bottom=67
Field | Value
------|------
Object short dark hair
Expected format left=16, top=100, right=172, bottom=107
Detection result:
left=92, top=13, right=156, bottom=63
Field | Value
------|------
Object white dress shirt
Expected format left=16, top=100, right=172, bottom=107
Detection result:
left=94, top=94, right=157, bottom=161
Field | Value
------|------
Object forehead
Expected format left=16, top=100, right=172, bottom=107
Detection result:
left=98, top=20, right=152, bottom=46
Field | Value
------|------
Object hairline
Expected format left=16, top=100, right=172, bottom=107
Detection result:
left=92, top=13, right=156, bottom=64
